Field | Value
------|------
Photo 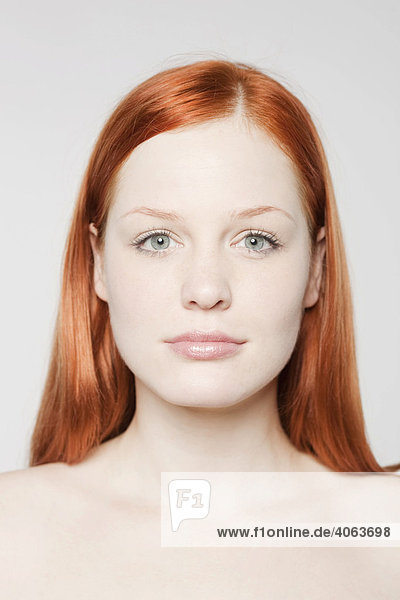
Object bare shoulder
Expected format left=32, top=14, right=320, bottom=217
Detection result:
left=0, top=462, right=71, bottom=529
left=335, top=471, right=400, bottom=520
left=0, top=463, right=65, bottom=513
left=0, top=463, right=88, bottom=572
left=0, top=462, right=80, bottom=516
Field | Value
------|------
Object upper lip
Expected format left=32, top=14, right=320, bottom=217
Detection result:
left=165, top=330, right=246, bottom=344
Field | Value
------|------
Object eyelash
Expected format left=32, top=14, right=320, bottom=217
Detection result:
left=129, top=228, right=283, bottom=257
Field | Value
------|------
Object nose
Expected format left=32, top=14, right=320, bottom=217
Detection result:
left=181, top=251, right=232, bottom=311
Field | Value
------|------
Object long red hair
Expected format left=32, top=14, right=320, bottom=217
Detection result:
left=29, top=59, right=399, bottom=472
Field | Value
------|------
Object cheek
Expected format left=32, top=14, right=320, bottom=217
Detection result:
left=106, top=265, right=156, bottom=332
left=103, top=252, right=178, bottom=373
left=239, top=257, right=309, bottom=358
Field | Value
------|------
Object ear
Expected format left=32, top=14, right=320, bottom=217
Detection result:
left=303, top=226, right=326, bottom=309
left=89, top=223, right=108, bottom=302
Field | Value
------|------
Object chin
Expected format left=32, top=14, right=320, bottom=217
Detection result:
left=162, top=391, right=248, bottom=411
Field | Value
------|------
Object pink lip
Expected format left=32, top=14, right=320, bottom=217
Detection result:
left=165, top=330, right=245, bottom=344
left=164, top=330, right=246, bottom=360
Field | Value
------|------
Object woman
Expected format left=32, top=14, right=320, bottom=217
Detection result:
left=1, top=59, right=399, bottom=597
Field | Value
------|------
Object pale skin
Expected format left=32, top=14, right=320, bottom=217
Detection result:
left=0, top=115, right=399, bottom=598
left=87, top=114, right=328, bottom=509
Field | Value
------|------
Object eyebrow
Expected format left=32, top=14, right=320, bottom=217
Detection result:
left=120, top=205, right=295, bottom=223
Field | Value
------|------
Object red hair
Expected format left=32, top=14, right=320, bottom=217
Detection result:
left=29, top=59, right=399, bottom=472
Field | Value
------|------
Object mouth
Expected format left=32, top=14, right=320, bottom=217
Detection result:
left=164, top=329, right=246, bottom=344
left=164, top=330, right=246, bottom=360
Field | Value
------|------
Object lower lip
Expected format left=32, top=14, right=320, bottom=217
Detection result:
left=166, top=341, right=243, bottom=360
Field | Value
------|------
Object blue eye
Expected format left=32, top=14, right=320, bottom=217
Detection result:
left=130, top=228, right=282, bottom=257
left=130, top=229, right=176, bottom=256
left=238, top=230, right=281, bottom=254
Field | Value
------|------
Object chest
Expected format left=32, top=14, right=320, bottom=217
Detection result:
left=3, top=513, right=398, bottom=600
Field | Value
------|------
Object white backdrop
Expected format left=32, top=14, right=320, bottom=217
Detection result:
left=1, top=0, right=399, bottom=472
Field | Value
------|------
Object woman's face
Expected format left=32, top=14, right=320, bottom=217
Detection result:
left=90, top=117, right=324, bottom=408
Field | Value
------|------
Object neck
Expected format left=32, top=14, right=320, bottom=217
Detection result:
left=111, top=377, right=304, bottom=501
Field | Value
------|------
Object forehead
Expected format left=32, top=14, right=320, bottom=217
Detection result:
left=110, top=117, right=304, bottom=224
